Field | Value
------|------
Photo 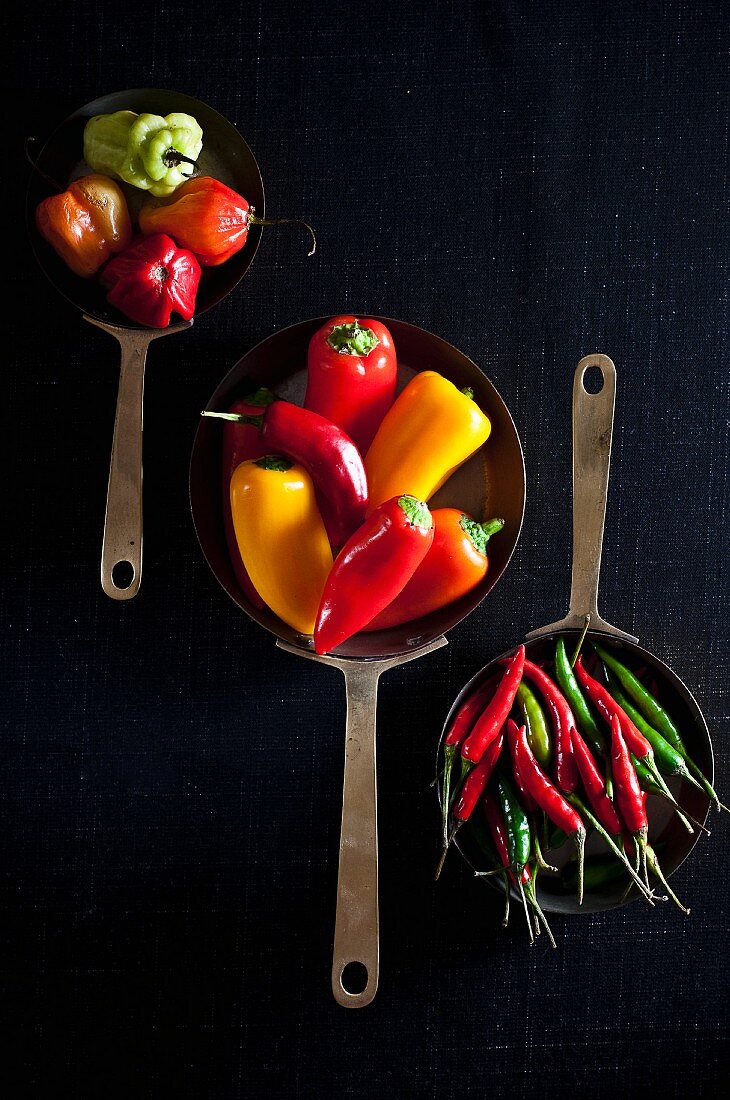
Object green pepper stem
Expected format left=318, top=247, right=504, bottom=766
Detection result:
left=25, top=136, right=63, bottom=191
left=247, top=212, right=317, bottom=256
left=568, top=794, right=655, bottom=903
left=646, top=845, right=691, bottom=915
left=570, top=615, right=591, bottom=668
left=434, top=821, right=460, bottom=881
left=201, top=409, right=265, bottom=428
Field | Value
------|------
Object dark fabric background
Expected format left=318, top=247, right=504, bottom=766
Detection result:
left=7, top=1, right=729, bottom=1096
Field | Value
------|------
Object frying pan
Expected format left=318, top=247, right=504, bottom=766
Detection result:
left=442, top=354, right=714, bottom=914
left=26, top=88, right=265, bottom=600
left=190, top=317, right=525, bottom=1006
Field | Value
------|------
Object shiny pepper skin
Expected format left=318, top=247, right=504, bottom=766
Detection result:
left=35, top=174, right=132, bottom=278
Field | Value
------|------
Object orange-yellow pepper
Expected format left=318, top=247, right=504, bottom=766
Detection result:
left=365, top=371, right=492, bottom=511
left=35, top=174, right=132, bottom=278
left=230, top=455, right=332, bottom=635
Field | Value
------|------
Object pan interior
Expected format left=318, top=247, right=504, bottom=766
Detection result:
left=190, top=316, right=526, bottom=659
left=27, top=88, right=265, bottom=327
left=445, top=630, right=713, bottom=915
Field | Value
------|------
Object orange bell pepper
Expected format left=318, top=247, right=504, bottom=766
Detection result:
left=364, top=509, right=503, bottom=630
left=230, top=455, right=332, bottom=635
left=364, top=371, right=491, bottom=511
left=35, top=174, right=132, bottom=278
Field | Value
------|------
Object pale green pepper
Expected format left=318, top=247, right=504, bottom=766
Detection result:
left=83, top=110, right=203, bottom=197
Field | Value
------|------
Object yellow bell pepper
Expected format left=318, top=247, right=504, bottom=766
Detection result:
left=230, top=456, right=333, bottom=635
left=365, top=371, right=492, bottom=510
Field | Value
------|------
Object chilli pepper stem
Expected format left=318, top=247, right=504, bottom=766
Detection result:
left=248, top=213, right=317, bottom=256
left=567, top=794, right=656, bottom=903
left=645, top=844, right=691, bottom=915
left=570, top=615, right=591, bottom=668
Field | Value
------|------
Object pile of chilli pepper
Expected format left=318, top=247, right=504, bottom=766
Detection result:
left=437, top=631, right=724, bottom=946
left=204, top=315, right=504, bottom=652
left=34, top=106, right=314, bottom=327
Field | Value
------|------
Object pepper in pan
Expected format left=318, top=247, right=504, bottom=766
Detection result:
left=365, top=371, right=491, bottom=510
left=314, top=495, right=434, bottom=654
left=100, top=233, right=201, bottom=328
left=202, top=397, right=368, bottom=546
left=304, top=316, right=397, bottom=453
left=35, top=174, right=132, bottom=278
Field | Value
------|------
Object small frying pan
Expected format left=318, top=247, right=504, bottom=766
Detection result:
left=26, top=88, right=265, bottom=600
left=443, top=355, right=713, bottom=914
left=190, top=317, right=525, bottom=1006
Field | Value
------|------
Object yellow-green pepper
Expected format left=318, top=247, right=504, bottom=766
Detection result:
left=83, top=110, right=203, bottom=197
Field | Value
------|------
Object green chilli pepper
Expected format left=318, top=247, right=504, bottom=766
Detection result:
left=554, top=637, right=605, bottom=756
left=516, top=680, right=551, bottom=766
left=495, top=774, right=531, bottom=873
left=606, top=672, right=692, bottom=779
left=592, top=644, right=684, bottom=751
left=84, top=110, right=203, bottom=196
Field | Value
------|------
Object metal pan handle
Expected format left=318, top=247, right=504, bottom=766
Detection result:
left=529, top=354, right=636, bottom=642
left=278, top=635, right=447, bottom=1007
left=85, top=317, right=191, bottom=600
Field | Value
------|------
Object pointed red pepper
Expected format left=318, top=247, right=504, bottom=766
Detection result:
left=314, top=495, right=434, bottom=654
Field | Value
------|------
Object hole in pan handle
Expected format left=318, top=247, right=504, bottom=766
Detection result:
left=86, top=316, right=192, bottom=601
left=528, top=354, right=637, bottom=642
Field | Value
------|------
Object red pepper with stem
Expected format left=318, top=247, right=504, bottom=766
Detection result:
left=435, top=727, right=505, bottom=878
left=202, top=398, right=368, bottom=546
left=314, top=495, right=434, bottom=654
left=221, top=390, right=275, bottom=609
left=305, top=316, right=397, bottom=453
left=570, top=726, right=623, bottom=836
left=506, top=719, right=587, bottom=903
left=461, top=645, right=525, bottom=768
left=574, top=658, right=663, bottom=787
left=439, top=675, right=497, bottom=845
left=610, top=713, right=650, bottom=885
left=522, top=660, right=579, bottom=793
left=139, top=176, right=316, bottom=265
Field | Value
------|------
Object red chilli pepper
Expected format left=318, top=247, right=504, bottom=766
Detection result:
left=453, top=728, right=504, bottom=822
left=574, top=658, right=651, bottom=759
left=203, top=399, right=368, bottom=546
left=439, top=675, right=497, bottom=845
left=221, top=391, right=274, bottom=609
left=100, top=233, right=200, bottom=328
left=305, top=315, right=397, bottom=453
left=570, top=726, right=622, bottom=835
left=522, top=660, right=579, bottom=793
left=507, top=720, right=584, bottom=836
left=508, top=720, right=539, bottom=814
left=610, top=714, right=648, bottom=836
left=314, top=495, right=434, bottom=654
left=461, top=645, right=525, bottom=766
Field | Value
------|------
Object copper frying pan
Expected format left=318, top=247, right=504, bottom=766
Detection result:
left=27, top=88, right=265, bottom=600
left=190, top=317, right=525, bottom=1005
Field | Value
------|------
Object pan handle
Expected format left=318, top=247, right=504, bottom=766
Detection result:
left=528, top=354, right=637, bottom=642
left=277, top=635, right=447, bottom=1007
left=84, top=317, right=191, bottom=600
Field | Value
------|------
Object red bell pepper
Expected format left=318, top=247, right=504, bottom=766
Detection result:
left=304, top=315, right=397, bottom=453
left=100, top=233, right=200, bottom=328
left=139, top=176, right=316, bottom=266
left=364, top=509, right=503, bottom=630
left=203, top=398, right=368, bottom=546
left=221, top=390, right=275, bottom=609
left=314, top=495, right=434, bottom=654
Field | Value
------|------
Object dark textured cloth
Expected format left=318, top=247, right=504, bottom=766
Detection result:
left=7, top=1, right=729, bottom=1096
